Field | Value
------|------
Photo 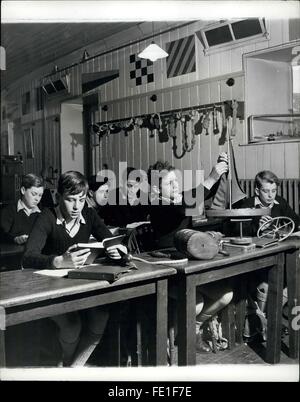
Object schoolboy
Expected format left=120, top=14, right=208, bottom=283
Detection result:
left=147, top=156, right=233, bottom=353
left=23, top=171, right=127, bottom=366
left=0, top=173, right=44, bottom=245
left=236, top=170, right=300, bottom=340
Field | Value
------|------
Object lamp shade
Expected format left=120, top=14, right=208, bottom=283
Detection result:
left=138, top=42, right=168, bottom=62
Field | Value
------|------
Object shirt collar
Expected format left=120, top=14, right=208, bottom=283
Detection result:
left=17, top=199, right=41, bottom=215
left=55, top=205, right=86, bottom=226
left=254, top=196, right=279, bottom=208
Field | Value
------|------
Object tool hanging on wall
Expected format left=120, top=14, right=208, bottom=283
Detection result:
left=93, top=100, right=244, bottom=159
left=203, top=111, right=211, bottom=135
left=194, top=111, right=204, bottom=135
left=213, top=107, right=220, bottom=135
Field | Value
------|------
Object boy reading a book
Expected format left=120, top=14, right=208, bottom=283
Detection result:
left=23, top=171, right=127, bottom=366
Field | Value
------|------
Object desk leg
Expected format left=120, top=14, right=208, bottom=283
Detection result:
left=177, top=276, right=196, bottom=366
left=266, top=253, right=284, bottom=364
left=0, top=330, right=5, bottom=367
left=235, top=276, right=247, bottom=344
left=155, top=279, right=168, bottom=366
left=286, top=248, right=300, bottom=359
left=110, top=305, right=121, bottom=366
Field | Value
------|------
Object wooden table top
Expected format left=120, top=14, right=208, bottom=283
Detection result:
left=173, top=238, right=300, bottom=275
left=0, top=259, right=176, bottom=308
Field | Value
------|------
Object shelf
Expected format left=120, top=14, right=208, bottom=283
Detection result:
left=239, top=139, right=300, bottom=146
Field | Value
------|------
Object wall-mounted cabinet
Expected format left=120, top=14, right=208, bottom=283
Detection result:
left=244, top=40, right=300, bottom=144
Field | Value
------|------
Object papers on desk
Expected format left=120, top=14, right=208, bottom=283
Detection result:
left=34, top=269, right=72, bottom=278
left=34, top=263, right=102, bottom=278
left=126, top=221, right=150, bottom=229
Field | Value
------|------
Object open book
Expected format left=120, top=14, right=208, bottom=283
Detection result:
left=75, top=235, right=126, bottom=265
left=77, top=235, right=126, bottom=250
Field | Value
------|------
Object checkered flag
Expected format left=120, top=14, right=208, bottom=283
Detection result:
left=129, top=54, right=154, bottom=86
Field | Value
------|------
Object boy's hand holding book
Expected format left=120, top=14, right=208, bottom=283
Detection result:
left=106, top=244, right=128, bottom=260
left=53, top=244, right=91, bottom=269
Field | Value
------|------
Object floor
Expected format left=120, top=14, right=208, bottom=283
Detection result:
left=5, top=312, right=298, bottom=367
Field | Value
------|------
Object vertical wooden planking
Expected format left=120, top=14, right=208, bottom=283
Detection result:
left=210, top=81, right=221, bottom=168
left=161, top=30, right=171, bottom=89
left=180, top=87, right=192, bottom=186
left=119, top=47, right=126, bottom=99
left=262, top=144, right=272, bottom=172
left=208, top=51, right=221, bottom=78
left=111, top=50, right=120, bottom=101
left=219, top=50, right=232, bottom=76
left=199, top=83, right=211, bottom=177
left=284, top=143, right=299, bottom=178
left=220, top=78, right=231, bottom=101
left=231, top=46, right=243, bottom=72
left=245, top=146, right=258, bottom=179
left=197, top=40, right=209, bottom=80
left=139, top=95, right=150, bottom=170
left=268, top=20, right=284, bottom=47
left=270, top=144, right=285, bottom=178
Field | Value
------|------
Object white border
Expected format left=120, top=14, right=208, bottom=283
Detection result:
left=2, top=1, right=300, bottom=23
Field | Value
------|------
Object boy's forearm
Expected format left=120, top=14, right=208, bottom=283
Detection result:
left=22, top=252, right=57, bottom=269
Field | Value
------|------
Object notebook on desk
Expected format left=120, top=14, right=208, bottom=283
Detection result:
left=67, top=264, right=135, bottom=283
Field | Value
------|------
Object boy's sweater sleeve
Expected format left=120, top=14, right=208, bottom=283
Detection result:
left=279, top=197, right=300, bottom=230
left=22, top=211, right=57, bottom=269
left=90, top=208, right=113, bottom=241
left=0, top=205, right=16, bottom=243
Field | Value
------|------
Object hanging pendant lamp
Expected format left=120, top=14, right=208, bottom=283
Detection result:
left=138, top=41, right=168, bottom=62
left=138, top=22, right=168, bottom=62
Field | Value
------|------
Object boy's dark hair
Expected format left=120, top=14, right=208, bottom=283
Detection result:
left=57, top=171, right=88, bottom=196
left=147, top=160, right=175, bottom=187
left=255, top=170, right=280, bottom=189
left=88, top=175, right=108, bottom=192
left=21, top=173, right=44, bottom=189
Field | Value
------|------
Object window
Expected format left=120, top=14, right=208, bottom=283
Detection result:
left=42, top=75, right=70, bottom=95
left=198, top=18, right=268, bottom=54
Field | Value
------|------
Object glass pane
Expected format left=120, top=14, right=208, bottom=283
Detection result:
left=231, top=19, right=262, bottom=40
left=205, top=25, right=233, bottom=46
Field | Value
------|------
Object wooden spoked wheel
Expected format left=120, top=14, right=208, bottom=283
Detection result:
left=257, top=216, right=295, bottom=241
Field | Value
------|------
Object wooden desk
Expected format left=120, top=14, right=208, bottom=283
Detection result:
left=174, top=239, right=300, bottom=366
left=0, top=261, right=176, bottom=367
left=0, top=243, right=24, bottom=271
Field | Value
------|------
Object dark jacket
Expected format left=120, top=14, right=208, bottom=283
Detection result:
left=0, top=202, right=42, bottom=243
left=232, top=195, right=300, bottom=237
left=149, top=185, right=214, bottom=248
left=22, top=207, right=112, bottom=269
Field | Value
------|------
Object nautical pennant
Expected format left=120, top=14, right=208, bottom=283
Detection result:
left=166, top=35, right=196, bottom=78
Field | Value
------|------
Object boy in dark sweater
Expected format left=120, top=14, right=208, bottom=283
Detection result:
left=106, top=167, right=150, bottom=227
left=147, top=157, right=233, bottom=353
left=235, top=170, right=300, bottom=340
left=234, top=170, right=299, bottom=236
left=0, top=173, right=44, bottom=245
left=23, top=171, right=127, bottom=366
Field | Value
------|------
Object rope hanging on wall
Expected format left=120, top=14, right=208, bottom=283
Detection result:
left=91, top=100, right=244, bottom=159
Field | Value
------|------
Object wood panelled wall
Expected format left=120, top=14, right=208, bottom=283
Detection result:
left=3, top=19, right=299, bottom=179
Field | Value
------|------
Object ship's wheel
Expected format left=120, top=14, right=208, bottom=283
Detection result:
left=257, top=216, right=295, bottom=241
